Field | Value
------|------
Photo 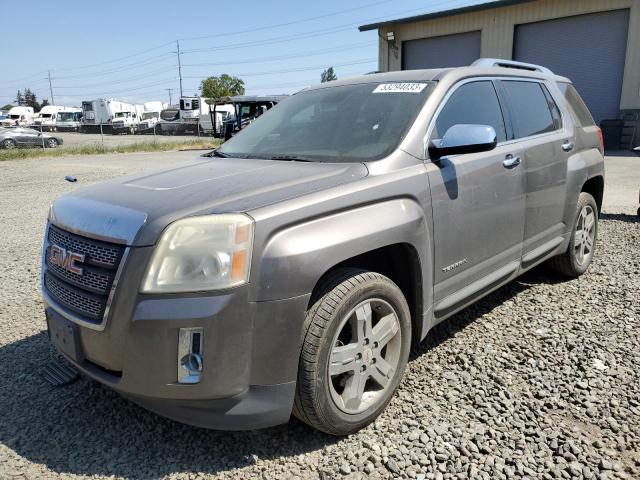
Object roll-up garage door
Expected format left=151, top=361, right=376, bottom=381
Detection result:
left=514, top=9, right=629, bottom=123
left=402, top=31, right=481, bottom=70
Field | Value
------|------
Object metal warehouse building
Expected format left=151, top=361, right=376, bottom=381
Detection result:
left=360, top=0, right=640, bottom=149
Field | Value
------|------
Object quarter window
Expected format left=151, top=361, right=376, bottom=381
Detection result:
left=557, top=82, right=595, bottom=127
left=431, top=81, right=507, bottom=143
left=502, top=81, right=557, bottom=138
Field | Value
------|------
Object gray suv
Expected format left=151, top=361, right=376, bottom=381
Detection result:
left=42, top=59, right=604, bottom=435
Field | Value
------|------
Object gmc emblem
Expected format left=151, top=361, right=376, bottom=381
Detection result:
left=50, top=244, right=85, bottom=275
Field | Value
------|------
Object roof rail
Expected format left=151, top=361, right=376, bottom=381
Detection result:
left=471, top=58, right=554, bottom=75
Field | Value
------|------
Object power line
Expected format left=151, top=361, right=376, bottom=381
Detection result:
left=182, top=59, right=376, bottom=79
left=177, top=0, right=393, bottom=42
left=181, top=42, right=372, bottom=67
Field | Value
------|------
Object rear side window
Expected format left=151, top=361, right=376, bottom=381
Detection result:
left=431, top=80, right=507, bottom=143
left=502, top=81, right=556, bottom=138
left=557, top=82, right=596, bottom=127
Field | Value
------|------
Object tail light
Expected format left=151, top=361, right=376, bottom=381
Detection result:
left=596, top=127, right=604, bottom=155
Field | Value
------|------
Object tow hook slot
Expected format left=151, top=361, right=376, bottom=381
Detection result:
left=178, top=328, right=203, bottom=384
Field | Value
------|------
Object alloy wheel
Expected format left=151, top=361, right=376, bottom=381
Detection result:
left=328, top=298, right=402, bottom=414
left=574, top=204, right=596, bottom=266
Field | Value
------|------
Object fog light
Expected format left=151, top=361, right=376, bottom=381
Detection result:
left=178, top=328, right=203, bottom=384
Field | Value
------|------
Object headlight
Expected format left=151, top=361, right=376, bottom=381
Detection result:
left=141, top=214, right=254, bottom=293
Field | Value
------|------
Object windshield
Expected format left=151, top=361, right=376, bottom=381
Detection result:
left=142, top=112, right=158, bottom=120
left=218, top=81, right=434, bottom=162
left=57, top=112, right=78, bottom=121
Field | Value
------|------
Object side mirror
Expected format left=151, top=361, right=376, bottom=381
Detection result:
left=429, top=124, right=497, bottom=160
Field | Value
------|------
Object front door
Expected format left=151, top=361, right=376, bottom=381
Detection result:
left=426, top=79, right=526, bottom=318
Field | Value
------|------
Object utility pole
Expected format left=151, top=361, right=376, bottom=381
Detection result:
left=47, top=70, right=55, bottom=104
left=176, top=40, right=183, bottom=97
left=166, top=88, right=174, bottom=105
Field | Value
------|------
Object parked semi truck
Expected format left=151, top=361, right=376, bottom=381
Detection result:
left=55, top=109, right=83, bottom=131
left=0, top=106, right=35, bottom=127
left=32, top=106, right=80, bottom=131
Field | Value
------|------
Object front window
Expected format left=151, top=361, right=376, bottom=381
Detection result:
left=218, top=82, right=434, bottom=162
left=142, top=112, right=158, bottom=120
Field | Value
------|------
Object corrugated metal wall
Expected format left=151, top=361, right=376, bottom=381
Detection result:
left=378, top=0, right=640, bottom=111
left=402, top=31, right=481, bottom=70
left=514, top=9, right=630, bottom=122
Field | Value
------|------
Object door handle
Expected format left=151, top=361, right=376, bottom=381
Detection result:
left=503, top=154, right=521, bottom=169
left=562, top=140, right=575, bottom=152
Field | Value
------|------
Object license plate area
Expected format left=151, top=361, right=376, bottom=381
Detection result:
left=47, top=310, right=83, bottom=363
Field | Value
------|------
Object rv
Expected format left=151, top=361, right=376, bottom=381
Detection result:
left=32, top=106, right=78, bottom=131
left=1, top=106, right=35, bottom=127
left=54, top=109, right=83, bottom=131
left=137, top=101, right=166, bottom=134
left=80, top=99, right=137, bottom=133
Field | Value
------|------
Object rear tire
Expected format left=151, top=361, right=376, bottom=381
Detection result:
left=293, top=269, right=411, bottom=435
left=548, top=192, right=598, bottom=277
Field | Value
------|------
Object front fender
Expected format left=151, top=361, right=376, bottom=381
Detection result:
left=250, top=198, right=429, bottom=303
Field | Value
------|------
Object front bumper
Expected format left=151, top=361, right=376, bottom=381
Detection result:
left=45, top=273, right=310, bottom=430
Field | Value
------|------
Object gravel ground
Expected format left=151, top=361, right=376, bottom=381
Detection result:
left=0, top=152, right=638, bottom=480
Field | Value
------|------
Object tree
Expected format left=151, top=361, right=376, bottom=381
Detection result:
left=200, top=74, right=245, bottom=100
left=17, top=88, right=47, bottom=112
left=321, top=67, right=337, bottom=83
left=1, top=104, right=14, bottom=111
left=15, top=90, right=25, bottom=106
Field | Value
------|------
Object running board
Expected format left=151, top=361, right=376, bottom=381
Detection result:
left=521, top=236, right=564, bottom=267
left=434, top=261, right=519, bottom=318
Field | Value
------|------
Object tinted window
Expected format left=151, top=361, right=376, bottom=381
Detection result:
left=541, top=84, right=563, bottom=130
left=503, top=81, right=556, bottom=138
left=431, top=81, right=506, bottom=143
left=558, top=82, right=595, bottom=127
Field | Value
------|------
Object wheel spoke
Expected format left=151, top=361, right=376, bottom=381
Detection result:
left=585, top=212, right=595, bottom=232
left=355, top=302, right=373, bottom=342
left=584, top=235, right=593, bottom=252
left=342, top=371, right=368, bottom=411
left=370, top=356, right=394, bottom=388
left=371, top=313, right=399, bottom=349
left=329, top=343, right=360, bottom=376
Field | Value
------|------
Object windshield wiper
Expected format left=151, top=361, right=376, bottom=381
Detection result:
left=203, top=149, right=229, bottom=158
left=268, top=155, right=313, bottom=162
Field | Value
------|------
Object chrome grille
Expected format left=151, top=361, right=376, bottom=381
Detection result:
left=48, top=225, right=121, bottom=267
left=44, top=225, right=125, bottom=323
left=45, top=273, right=105, bottom=320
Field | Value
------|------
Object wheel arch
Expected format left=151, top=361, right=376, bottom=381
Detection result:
left=581, top=175, right=604, bottom=215
left=311, top=243, right=425, bottom=344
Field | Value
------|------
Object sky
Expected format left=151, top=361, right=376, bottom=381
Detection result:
left=0, top=0, right=489, bottom=107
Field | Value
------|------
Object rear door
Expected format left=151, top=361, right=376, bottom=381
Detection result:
left=497, top=79, right=570, bottom=264
left=427, top=79, right=526, bottom=318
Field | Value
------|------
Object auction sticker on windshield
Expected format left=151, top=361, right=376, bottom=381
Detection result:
left=373, top=83, right=428, bottom=93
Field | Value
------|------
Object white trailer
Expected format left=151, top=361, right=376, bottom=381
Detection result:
left=178, top=96, right=209, bottom=133
left=80, top=99, right=137, bottom=133
left=1, top=106, right=35, bottom=127
left=32, top=106, right=77, bottom=131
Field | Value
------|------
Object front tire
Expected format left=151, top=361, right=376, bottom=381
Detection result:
left=549, top=192, right=598, bottom=277
left=293, top=269, right=411, bottom=435
left=46, top=138, right=58, bottom=148
left=2, top=139, right=16, bottom=149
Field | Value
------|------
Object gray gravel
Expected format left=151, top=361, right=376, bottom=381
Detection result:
left=0, top=152, right=638, bottom=479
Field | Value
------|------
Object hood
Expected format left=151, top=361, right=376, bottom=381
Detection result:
left=50, top=156, right=368, bottom=246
